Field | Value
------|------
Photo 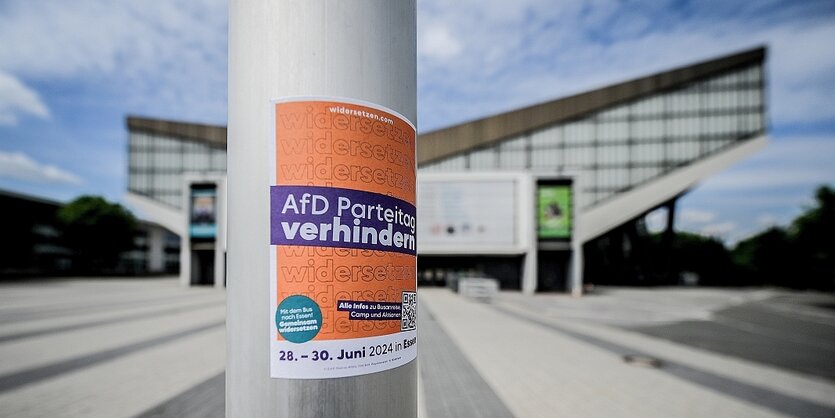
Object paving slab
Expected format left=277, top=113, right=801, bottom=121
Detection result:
left=421, top=288, right=835, bottom=417
left=0, top=279, right=226, bottom=418
left=3, top=279, right=834, bottom=418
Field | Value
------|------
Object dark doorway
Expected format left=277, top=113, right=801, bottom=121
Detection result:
left=191, top=250, right=215, bottom=285
left=537, top=250, right=569, bottom=291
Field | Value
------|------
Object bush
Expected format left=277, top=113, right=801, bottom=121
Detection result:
left=57, top=196, right=136, bottom=273
left=732, top=185, right=835, bottom=290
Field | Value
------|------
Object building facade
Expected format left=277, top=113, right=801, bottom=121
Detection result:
left=126, top=47, right=767, bottom=291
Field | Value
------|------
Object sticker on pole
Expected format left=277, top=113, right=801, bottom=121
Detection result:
left=269, top=97, right=417, bottom=379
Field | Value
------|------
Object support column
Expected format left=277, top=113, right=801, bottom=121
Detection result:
left=147, top=226, right=165, bottom=273
left=570, top=241, right=584, bottom=297
left=522, top=174, right=538, bottom=295
left=662, top=198, right=678, bottom=284
left=227, top=1, right=417, bottom=416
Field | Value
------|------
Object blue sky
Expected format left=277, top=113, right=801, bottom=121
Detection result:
left=0, top=0, right=833, bottom=244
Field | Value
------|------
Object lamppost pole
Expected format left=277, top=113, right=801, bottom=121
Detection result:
left=227, top=1, right=417, bottom=416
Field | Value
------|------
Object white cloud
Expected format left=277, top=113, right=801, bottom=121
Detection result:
left=649, top=208, right=741, bottom=241
left=756, top=214, right=779, bottom=227
left=419, top=24, right=463, bottom=61
left=702, top=168, right=834, bottom=191
left=0, top=71, right=49, bottom=125
left=646, top=208, right=717, bottom=234
left=679, top=133, right=833, bottom=243
left=417, top=1, right=835, bottom=131
left=0, top=151, right=83, bottom=185
left=645, top=207, right=667, bottom=233
left=763, top=23, right=835, bottom=125
left=0, top=0, right=227, bottom=124
left=680, top=209, right=716, bottom=224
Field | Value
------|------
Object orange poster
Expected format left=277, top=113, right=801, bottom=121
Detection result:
left=269, top=98, right=417, bottom=379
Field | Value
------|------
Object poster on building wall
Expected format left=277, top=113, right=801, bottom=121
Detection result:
left=537, top=183, right=572, bottom=240
left=189, top=185, right=217, bottom=239
left=417, top=180, right=517, bottom=250
left=269, top=97, right=417, bottom=379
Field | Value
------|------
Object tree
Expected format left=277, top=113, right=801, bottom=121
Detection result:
left=672, top=232, right=736, bottom=286
left=790, top=186, right=835, bottom=290
left=732, top=227, right=794, bottom=287
left=731, top=185, right=835, bottom=290
left=57, top=196, right=137, bottom=273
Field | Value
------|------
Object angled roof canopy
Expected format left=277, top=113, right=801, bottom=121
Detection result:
left=126, top=47, right=765, bottom=163
left=127, top=117, right=227, bottom=148
left=418, top=47, right=765, bottom=164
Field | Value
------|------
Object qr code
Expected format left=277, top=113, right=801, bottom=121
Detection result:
left=401, top=291, right=417, bottom=331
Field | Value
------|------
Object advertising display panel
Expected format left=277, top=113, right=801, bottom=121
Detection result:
left=537, top=182, right=572, bottom=240
left=269, top=98, right=417, bottom=379
left=417, top=179, right=517, bottom=250
left=189, top=185, right=217, bottom=240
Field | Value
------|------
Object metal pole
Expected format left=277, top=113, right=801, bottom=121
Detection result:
left=228, top=1, right=417, bottom=417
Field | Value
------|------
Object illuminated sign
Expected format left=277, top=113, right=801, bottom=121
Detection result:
left=190, top=185, right=217, bottom=239
left=537, top=183, right=571, bottom=240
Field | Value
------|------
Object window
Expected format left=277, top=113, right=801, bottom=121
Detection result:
left=596, top=168, right=630, bottom=189
left=564, top=121, right=594, bottom=145
left=702, top=114, right=737, bottom=136
left=669, top=141, right=701, bottom=162
left=597, top=145, right=630, bottom=165
left=448, top=155, right=468, bottom=170
left=210, top=150, right=227, bottom=170
left=183, top=143, right=210, bottom=170
left=633, top=120, right=665, bottom=140
left=501, top=135, right=527, bottom=150
left=498, top=136, right=529, bottom=169
left=632, top=166, right=663, bottom=184
left=531, top=146, right=560, bottom=168
left=563, top=146, right=594, bottom=166
left=668, top=91, right=700, bottom=114
left=667, top=117, right=700, bottom=138
left=632, top=143, right=664, bottom=164
left=531, top=126, right=561, bottom=148
left=498, top=149, right=527, bottom=169
left=468, top=148, right=496, bottom=169
left=155, top=136, right=182, bottom=151
left=596, top=104, right=629, bottom=120
left=630, top=95, right=664, bottom=117
left=597, top=121, right=629, bottom=143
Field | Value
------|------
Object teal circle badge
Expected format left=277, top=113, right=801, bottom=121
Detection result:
left=276, top=295, right=322, bottom=343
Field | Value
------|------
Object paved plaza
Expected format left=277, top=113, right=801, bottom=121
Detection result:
left=0, top=278, right=833, bottom=417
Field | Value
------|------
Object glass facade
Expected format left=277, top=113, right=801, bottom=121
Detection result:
left=128, top=132, right=226, bottom=208
left=420, top=63, right=765, bottom=209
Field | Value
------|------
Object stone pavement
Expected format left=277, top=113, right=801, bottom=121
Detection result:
left=495, top=287, right=835, bottom=380
left=1, top=279, right=834, bottom=417
left=423, top=288, right=835, bottom=417
left=0, top=278, right=226, bottom=418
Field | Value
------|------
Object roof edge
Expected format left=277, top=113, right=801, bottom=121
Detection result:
left=417, top=46, right=766, bottom=165
left=127, top=116, right=227, bottom=148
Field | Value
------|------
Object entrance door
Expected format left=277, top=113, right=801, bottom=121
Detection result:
left=191, top=250, right=215, bottom=285
left=537, top=250, right=569, bottom=291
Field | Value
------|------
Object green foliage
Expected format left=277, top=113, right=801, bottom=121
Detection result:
left=731, top=185, right=834, bottom=290
left=732, top=227, right=794, bottom=286
left=672, top=232, right=736, bottom=286
left=790, top=186, right=834, bottom=289
left=634, top=185, right=835, bottom=289
left=57, top=196, right=137, bottom=273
